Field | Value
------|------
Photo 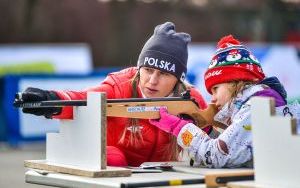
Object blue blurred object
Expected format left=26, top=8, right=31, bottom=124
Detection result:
left=0, top=78, right=7, bottom=141
left=3, top=76, right=20, bottom=145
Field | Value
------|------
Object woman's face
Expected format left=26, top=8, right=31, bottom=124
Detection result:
left=139, top=67, right=178, bottom=98
left=210, top=83, right=234, bottom=110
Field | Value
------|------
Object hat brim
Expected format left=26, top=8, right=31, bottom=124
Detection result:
left=204, top=65, right=265, bottom=94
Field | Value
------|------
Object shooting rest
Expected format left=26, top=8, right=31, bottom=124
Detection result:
left=251, top=97, right=300, bottom=187
left=24, top=92, right=131, bottom=177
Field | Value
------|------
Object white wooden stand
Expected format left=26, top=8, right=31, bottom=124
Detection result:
left=229, top=97, right=300, bottom=188
left=24, top=92, right=131, bottom=177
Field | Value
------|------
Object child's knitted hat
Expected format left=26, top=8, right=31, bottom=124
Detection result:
left=204, top=35, right=265, bottom=94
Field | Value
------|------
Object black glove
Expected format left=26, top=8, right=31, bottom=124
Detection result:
left=20, top=87, right=62, bottom=118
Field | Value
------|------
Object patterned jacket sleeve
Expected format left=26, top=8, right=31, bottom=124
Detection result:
left=177, top=103, right=253, bottom=168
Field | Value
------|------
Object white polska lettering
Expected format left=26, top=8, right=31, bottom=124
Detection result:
left=144, top=57, right=176, bottom=73
left=169, top=64, right=175, bottom=72
left=159, top=60, right=164, bottom=69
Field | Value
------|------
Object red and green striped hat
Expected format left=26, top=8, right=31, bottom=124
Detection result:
left=204, top=35, right=265, bottom=94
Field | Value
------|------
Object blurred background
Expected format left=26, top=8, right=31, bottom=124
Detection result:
left=0, top=0, right=300, bottom=187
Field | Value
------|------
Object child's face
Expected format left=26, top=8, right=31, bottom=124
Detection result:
left=210, top=83, right=234, bottom=110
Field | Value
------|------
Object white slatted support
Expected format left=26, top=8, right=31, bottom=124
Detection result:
left=24, top=92, right=131, bottom=177
left=251, top=97, right=299, bottom=188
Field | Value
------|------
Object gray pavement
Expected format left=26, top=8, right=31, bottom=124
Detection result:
left=0, top=142, right=46, bottom=188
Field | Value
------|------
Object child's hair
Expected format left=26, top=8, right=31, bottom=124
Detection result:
left=227, top=80, right=256, bottom=107
left=118, top=71, right=190, bottom=161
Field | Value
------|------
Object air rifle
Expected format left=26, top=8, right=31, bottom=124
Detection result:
left=13, top=91, right=226, bottom=129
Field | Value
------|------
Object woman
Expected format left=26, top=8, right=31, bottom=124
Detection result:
left=19, top=22, right=210, bottom=167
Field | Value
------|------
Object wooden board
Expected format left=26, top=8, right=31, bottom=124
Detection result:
left=25, top=160, right=131, bottom=178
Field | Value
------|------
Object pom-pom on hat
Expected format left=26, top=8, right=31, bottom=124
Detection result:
left=137, top=22, right=191, bottom=82
left=204, top=35, right=265, bottom=94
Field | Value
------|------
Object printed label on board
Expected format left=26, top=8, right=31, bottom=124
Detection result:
left=127, top=106, right=166, bottom=113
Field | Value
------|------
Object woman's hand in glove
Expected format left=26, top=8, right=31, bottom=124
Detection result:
left=18, top=87, right=62, bottom=118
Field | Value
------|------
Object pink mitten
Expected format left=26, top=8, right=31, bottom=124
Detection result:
left=149, top=108, right=191, bottom=136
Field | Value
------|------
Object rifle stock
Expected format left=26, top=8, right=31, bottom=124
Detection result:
left=107, top=101, right=226, bottom=129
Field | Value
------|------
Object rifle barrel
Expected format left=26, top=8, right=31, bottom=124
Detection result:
left=14, top=97, right=193, bottom=108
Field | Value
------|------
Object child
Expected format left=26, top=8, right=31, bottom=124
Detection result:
left=150, top=35, right=295, bottom=168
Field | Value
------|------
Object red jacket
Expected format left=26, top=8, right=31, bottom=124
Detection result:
left=54, top=67, right=207, bottom=166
